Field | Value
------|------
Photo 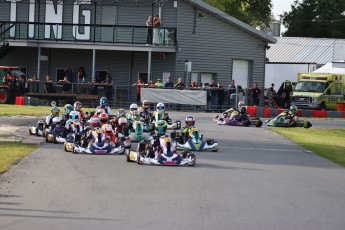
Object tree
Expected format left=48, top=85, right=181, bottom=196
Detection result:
left=281, top=0, right=345, bottom=38
left=203, top=0, right=273, bottom=29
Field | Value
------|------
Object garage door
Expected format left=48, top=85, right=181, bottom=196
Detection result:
left=232, top=60, right=249, bottom=89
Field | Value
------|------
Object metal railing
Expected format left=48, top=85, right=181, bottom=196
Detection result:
left=0, top=21, right=176, bottom=46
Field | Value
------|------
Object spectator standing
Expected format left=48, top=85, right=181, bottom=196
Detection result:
left=64, top=66, right=74, bottom=83
left=146, top=16, right=152, bottom=45
left=209, top=79, right=218, bottom=112
left=188, top=81, right=199, bottom=89
left=133, top=78, right=145, bottom=102
left=28, top=74, right=39, bottom=93
left=228, top=79, right=236, bottom=107
left=148, top=80, right=155, bottom=88
left=154, top=78, right=163, bottom=88
left=153, top=15, right=161, bottom=45
left=281, top=80, right=293, bottom=109
left=174, top=78, right=185, bottom=89
left=251, top=83, right=261, bottom=106
left=164, top=77, right=174, bottom=88
left=101, top=74, right=113, bottom=101
left=217, top=83, right=225, bottom=112
left=267, top=83, right=277, bottom=107
left=77, top=67, right=87, bottom=93
left=58, top=76, right=72, bottom=94
left=203, top=83, right=211, bottom=112
left=44, top=74, right=56, bottom=93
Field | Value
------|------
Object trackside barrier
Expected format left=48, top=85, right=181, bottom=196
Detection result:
left=247, top=106, right=345, bottom=118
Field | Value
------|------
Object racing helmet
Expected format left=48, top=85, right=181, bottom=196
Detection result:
left=117, top=108, right=125, bottom=118
left=156, top=102, right=165, bottom=113
left=99, top=112, right=109, bottom=125
left=185, top=115, right=195, bottom=128
left=102, top=124, right=113, bottom=134
left=290, top=105, right=298, bottom=115
left=100, top=97, right=107, bottom=106
left=64, top=104, right=73, bottom=115
left=238, top=101, right=245, bottom=109
left=89, top=117, right=101, bottom=129
left=130, top=103, right=138, bottom=115
left=142, top=100, right=150, bottom=109
left=69, top=111, right=80, bottom=122
left=74, top=101, right=82, bottom=111
left=51, top=107, right=60, bottom=117
left=155, top=120, right=167, bottom=136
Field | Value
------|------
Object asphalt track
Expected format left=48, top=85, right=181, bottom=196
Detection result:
left=1, top=112, right=345, bottom=230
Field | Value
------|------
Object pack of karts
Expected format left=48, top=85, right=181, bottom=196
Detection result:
left=265, top=111, right=312, bottom=128
left=125, top=136, right=196, bottom=166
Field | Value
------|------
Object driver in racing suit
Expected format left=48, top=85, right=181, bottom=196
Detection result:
left=283, top=105, right=299, bottom=125
left=96, top=97, right=111, bottom=114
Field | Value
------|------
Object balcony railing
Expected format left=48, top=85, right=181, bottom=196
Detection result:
left=0, top=21, right=176, bottom=46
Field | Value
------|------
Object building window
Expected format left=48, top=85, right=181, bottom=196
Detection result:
left=56, top=68, right=65, bottom=82
left=137, top=72, right=152, bottom=84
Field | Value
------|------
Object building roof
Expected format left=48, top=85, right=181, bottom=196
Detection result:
left=186, top=0, right=276, bottom=44
left=266, top=37, right=345, bottom=65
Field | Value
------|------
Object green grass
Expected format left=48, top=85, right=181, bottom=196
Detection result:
left=271, top=128, right=345, bottom=167
left=0, top=141, right=39, bottom=173
left=0, top=104, right=95, bottom=116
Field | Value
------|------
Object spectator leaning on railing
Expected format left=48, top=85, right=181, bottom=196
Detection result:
left=174, top=78, right=185, bottom=89
left=133, top=78, right=145, bottom=102
left=164, top=77, right=174, bottom=88
left=154, top=78, right=163, bottom=88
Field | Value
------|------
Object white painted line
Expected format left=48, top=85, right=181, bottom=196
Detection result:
left=220, top=146, right=303, bottom=152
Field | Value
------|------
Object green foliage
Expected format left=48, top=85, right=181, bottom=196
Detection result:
left=271, top=128, right=345, bottom=167
left=281, top=0, right=345, bottom=38
left=204, top=0, right=273, bottom=28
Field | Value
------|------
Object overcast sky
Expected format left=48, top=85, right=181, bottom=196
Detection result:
left=272, top=0, right=296, bottom=20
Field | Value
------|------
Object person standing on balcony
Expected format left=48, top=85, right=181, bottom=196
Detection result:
left=64, top=66, right=74, bottom=83
left=101, top=74, right=113, bottom=101
left=164, top=76, right=174, bottom=88
left=174, top=78, right=185, bottom=89
left=153, top=15, right=161, bottom=45
left=44, top=74, right=56, bottom=93
left=154, top=78, right=163, bottom=88
left=146, top=16, right=152, bottom=45
left=133, top=78, right=145, bottom=102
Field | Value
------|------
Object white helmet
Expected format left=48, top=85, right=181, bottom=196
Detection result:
left=69, top=111, right=80, bottom=122
left=130, top=103, right=138, bottom=115
left=156, top=102, right=165, bottom=112
left=238, top=101, right=245, bottom=109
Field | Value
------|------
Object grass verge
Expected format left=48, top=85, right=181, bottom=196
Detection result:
left=270, top=128, right=345, bottom=167
left=0, top=104, right=95, bottom=116
left=0, top=141, right=39, bottom=173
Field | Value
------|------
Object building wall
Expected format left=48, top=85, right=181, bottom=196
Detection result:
left=175, top=1, right=267, bottom=88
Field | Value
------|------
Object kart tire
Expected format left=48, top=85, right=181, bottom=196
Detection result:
left=45, top=135, right=50, bottom=143
left=0, top=88, right=11, bottom=104
left=243, top=120, right=250, bottom=127
left=53, top=136, right=58, bottom=144
left=290, top=120, right=297, bottom=127
left=206, top=139, right=214, bottom=145
left=72, top=147, right=77, bottom=154
left=176, top=120, right=181, bottom=129
left=125, top=149, right=131, bottom=162
left=137, top=153, right=141, bottom=165
left=138, top=142, right=146, bottom=153
left=304, top=121, right=312, bottom=128
left=255, top=120, right=263, bottom=127
left=64, top=143, right=68, bottom=152
left=212, top=148, right=219, bottom=152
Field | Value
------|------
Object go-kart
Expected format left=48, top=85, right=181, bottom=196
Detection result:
left=172, top=127, right=219, bottom=152
left=127, top=120, right=152, bottom=142
left=29, top=119, right=45, bottom=136
left=125, top=137, right=196, bottom=166
left=214, top=110, right=263, bottom=127
left=45, top=117, right=66, bottom=143
left=266, top=111, right=312, bottom=128
left=152, top=111, right=181, bottom=130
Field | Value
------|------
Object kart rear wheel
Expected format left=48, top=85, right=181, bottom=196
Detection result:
left=243, top=120, right=250, bottom=127
left=72, top=146, right=78, bottom=154
left=0, top=88, right=10, bottom=104
left=53, top=136, right=58, bottom=144
left=206, top=139, right=214, bottom=145
left=125, top=149, right=131, bottom=162
left=304, top=121, right=312, bottom=128
left=255, top=120, right=263, bottom=127
left=64, top=143, right=68, bottom=152
left=45, top=135, right=50, bottom=143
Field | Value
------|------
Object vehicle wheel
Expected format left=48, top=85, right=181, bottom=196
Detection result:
left=290, top=120, right=297, bottom=127
left=243, top=120, right=250, bottom=127
left=72, top=147, right=77, bottom=154
left=53, top=136, right=58, bottom=144
left=45, top=134, right=50, bottom=143
left=0, top=88, right=10, bottom=104
left=138, top=142, right=146, bottom=153
left=176, top=120, right=181, bottom=129
left=304, top=121, right=312, bottom=128
left=212, top=148, right=219, bottom=152
left=255, top=120, right=263, bottom=127
left=206, top=139, right=214, bottom=145
left=137, top=153, right=141, bottom=165
left=125, top=149, right=131, bottom=162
